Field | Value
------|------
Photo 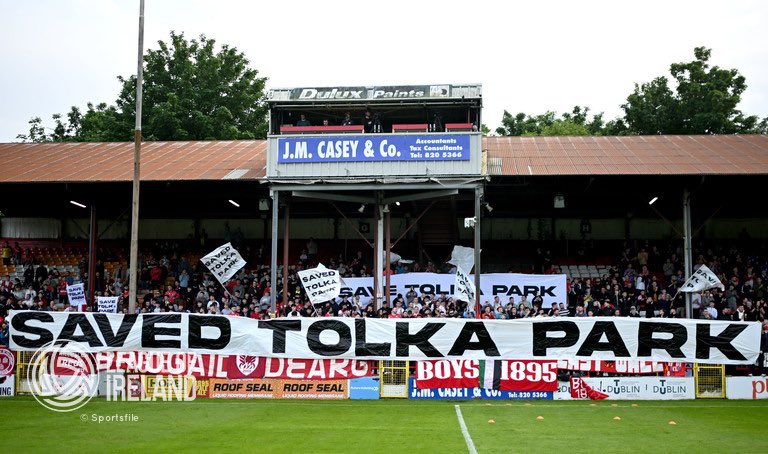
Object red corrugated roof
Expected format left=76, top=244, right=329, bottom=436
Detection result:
left=483, top=135, right=768, bottom=176
left=0, top=141, right=266, bottom=182
left=0, top=135, right=766, bottom=183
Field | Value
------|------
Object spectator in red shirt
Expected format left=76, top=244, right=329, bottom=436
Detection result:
left=164, top=285, right=179, bottom=304
left=150, top=265, right=163, bottom=287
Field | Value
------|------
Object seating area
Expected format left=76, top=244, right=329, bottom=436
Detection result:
left=2, top=243, right=127, bottom=283
left=556, top=264, right=612, bottom=279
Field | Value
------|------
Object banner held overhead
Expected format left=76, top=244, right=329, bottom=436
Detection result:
left=201, top=242, right=246, bottom=285
left=298, top=264, right=342, bottom=306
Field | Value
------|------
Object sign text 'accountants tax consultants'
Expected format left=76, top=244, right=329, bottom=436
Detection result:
left=277, top=134, right=470, bottom=163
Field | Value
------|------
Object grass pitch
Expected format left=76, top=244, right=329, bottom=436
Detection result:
left=1, top=398, right=767, bottom=453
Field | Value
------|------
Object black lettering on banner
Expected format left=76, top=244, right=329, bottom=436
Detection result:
left=58, top=314, right=104, bottom=347
left=532, top=321, right=579, bottom=356
left=447, top=322, right=500, bottom=356
left=637, top=322, right=686, bottom=358
left=141, top=314, right=181, bottom=349
left=395, top=322, right=445, bottom=357
left=93, top=314, right=137, bottom=347
left=10, top=311, right=54, bottom=348
left=523, top=285, right=539, bottom=296
left=695, top=323, right=748, bottom=361
left=258, top=320, right=302, bottom=353
left=188, top=315, right=232, bottom=350
left=355, top=319, right=391, bottom=356
left=492, top=285, right=506, bottom=295
left=576, top=321, right=630, bottom=357
left=307, top=320, right=351, bottom=356
left=540, top=286, right=557, bottom=297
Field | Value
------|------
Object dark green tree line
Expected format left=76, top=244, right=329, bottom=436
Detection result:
left=495, top=47, right=767, bottom=136
left=18, top=32, right=268, bottom=142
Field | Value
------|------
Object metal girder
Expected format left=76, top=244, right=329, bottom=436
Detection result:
left=291, top=190, right=376, bottom=204
left=274, top=181, right=483, bottom=192
left=381, top=189, right=458, bottom=205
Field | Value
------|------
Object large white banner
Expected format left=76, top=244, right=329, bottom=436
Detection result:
left=7, top=312, right=761, bottom=364
left=297, top=264, right=341, bottom=305
left=340, top=272, right=567, bottom=307
left=200, top=243, right=246, bottom=285
left=555, top=377, right=695, bottom=400
left=66, top=283, right=87, bottom=311
left=725, top=377, right=768, bottom=399
left=97, top=296, right=119, bottom=313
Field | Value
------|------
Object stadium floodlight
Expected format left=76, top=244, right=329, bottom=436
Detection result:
left=358, top=204, right=366, bottom=213
left=484, top=203, right=493, bottom=213
left=69, top=200, right=86, bottom=208
left=228, top=199, right=240, bottom=208
left=395, top=201, right=401, bottom=206
left=648, top=196, right=659, bottom=205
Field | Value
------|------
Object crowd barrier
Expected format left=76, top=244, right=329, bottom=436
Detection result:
left=2, top=347, right=765, bottom=401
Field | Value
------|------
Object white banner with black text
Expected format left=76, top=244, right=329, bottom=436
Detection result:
left=200, top=242, right=246, bottom=285
left=7, top=312, right=761, bottom=364
left=340, top=272, right=566, bottom=307
left=298, top=264, right=341, bottom=305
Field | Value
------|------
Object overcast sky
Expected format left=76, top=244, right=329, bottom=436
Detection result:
left=1, top=0, right=766, bottom=142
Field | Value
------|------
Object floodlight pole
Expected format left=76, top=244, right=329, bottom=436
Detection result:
left=87, top=204, right=97, bottom=310
left=283, top=201, right=290, bottom=308
left=128, top=0, right=144, bottom=314
left=375, top=194, right=384, bottom=309
left=682, top=188, right=693, bottom=318
left=474, top=185, right=482, bottom=318
left=270, top=189, right=279, bottom=313
left=385, top=209, right=391, bottom=307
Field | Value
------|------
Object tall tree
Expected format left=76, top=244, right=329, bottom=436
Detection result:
left=17, top=32, right=268, bottom=142
left=622, top=47, right=761, bottom=134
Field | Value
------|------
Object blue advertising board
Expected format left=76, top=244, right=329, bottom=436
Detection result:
left=277, top=134, right=470, bottom=163
left=349, top=377, right=380, bottom=400
left=407, top=379, right=553, bottom=401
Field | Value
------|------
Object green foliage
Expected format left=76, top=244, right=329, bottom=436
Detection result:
left=495, top=106, right=608, bottom=136
left=622, top=47, right=762, bottom=134
left=495, top=47, right=765, bottom=136
left=17, top=32, right=268, bottom=142
left=536, top=119, right=590, bottom=136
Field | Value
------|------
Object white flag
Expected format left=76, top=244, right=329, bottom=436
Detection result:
left=448, top=246, right=476, bottom=273
left=298, top=263, right=341, bottom=305
left=455, top=266, right=476, bottom=303
left=201, top=242, right=247, bottom=285
left=680, top=264, right=724, bottom=293
left=97, top=296, right=119, bottom=313
left=66, top=283, right=87, bottom=311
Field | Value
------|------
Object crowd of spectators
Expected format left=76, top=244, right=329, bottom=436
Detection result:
left=2, top=238, right=768, bottom=348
